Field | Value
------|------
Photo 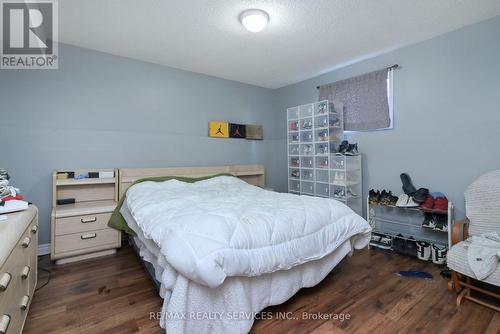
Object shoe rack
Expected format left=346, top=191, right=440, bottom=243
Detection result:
left=366, top=197, right=454, bottom=254
left=287, top=100, right=363, bottom=215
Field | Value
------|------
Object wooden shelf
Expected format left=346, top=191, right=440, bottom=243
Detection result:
left=56, top=178, right=116, bottom=186
left=55, top=200, right=117, bottom=218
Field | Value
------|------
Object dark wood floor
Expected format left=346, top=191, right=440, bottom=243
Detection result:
left=24, top=245, right=499, bottom=334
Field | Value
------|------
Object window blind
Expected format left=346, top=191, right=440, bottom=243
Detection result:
left=318, top=68, right=391, bottom=131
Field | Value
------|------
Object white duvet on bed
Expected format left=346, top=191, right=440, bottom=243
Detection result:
left=122, top=203, right=355, bottom=334
left=126, top=176, right=371, bottom=288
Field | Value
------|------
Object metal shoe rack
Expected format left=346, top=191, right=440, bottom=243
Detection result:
left=366, top=198, right=454, bottom=249
left=287, top=100, right=363, bottom=215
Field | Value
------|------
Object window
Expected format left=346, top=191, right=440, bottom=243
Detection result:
left=318, top=68, right=394, bottom=131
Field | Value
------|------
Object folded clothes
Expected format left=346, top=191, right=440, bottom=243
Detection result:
left=1, top=194, right=24, bottom=201
left=0, top=183, right=19, bottom=198
left=465, top=232, right=500, bottom=280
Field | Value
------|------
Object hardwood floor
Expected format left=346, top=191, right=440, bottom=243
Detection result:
left=25, top=245, right=498, bottom=334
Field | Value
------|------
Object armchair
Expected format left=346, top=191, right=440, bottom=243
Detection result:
left=447, top=171, right=500, bottom=311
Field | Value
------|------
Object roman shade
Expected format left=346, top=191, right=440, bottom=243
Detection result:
left=319, top=68, right=391, bottom=131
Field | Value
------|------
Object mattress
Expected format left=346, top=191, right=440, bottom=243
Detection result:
left=121, top=203, right=355, bottom=334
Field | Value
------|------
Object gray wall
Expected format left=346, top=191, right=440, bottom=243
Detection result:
left=0, top=44, right=280, bottom=244
left=273, top=16, right=500, bottom=219
left=2, top=16, right=499, bottom=245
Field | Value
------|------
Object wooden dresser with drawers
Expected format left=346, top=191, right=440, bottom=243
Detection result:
left=51, top=169, right=121, bottom=264
left=0, top=206, right=38, bottom=334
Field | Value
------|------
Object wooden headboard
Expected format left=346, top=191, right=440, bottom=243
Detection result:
left=117, top=164, right=265, bottom=200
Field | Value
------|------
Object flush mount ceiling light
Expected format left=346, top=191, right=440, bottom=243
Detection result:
left=240, top=9, right=269, bottom=32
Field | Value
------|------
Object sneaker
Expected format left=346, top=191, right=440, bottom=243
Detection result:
left=334, top=188, right=345, bottom=198
left=370, top=233, right=382, bottom=244
left=396, top=194, right=409, bottom=207
left=405, top=237, right=417, bottom=257
left=416, top=241, right=431, bottom=261
left=346, top=143, right=359, bottom=156
left=433, top=196, right=448, bottom=211
left=302, top=145, right=313, bottom=155
left=400, top=173, right=417, bottom=195
left=431, top=244, right=448, bottom=265
left=393, top=235, right=406, bottom=254
left=330, top=118, right=341, bottom=127
left=428, top=214, right=438, bottom=229
left=317, top=144, right=328, bottom=154
left=317, top=117, right=328, bottom=128
left=347, top=188, right=357, bottom=197
left=318, top=159, right=328, bottom=168
left=317, top=102, right=328, bottom=114
left=434, top=215, right=448, bottom=232
left=388, top=194, right=399, bottom=206
left=379, top=190, right=389, bottom=205
left=369, top=189, right=380, bottom=205
left=378, top=235, right=393, bottom=250
left=290, top=170, right=300, bottom=178
left=412, top=188, right=429, bottom=204
left=421, top=213, right=429, bottom=227
left=405, top=196, right=420, bottom=208
left=380, top=190, right=396, bottom=206
left=421, top=213, right=433, bottom=229
left=333, top=159, right=345, bottom=169
left=317, top=131, right=328, bottom=141
left=420, top=195, right=434, bottom=210
left=338, top=140, right=349, bottom=154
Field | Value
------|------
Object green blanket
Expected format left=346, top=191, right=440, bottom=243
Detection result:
left=108, top=173, right=232, bottom=235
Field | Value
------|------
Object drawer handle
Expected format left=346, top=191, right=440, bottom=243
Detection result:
left=81, top=233, right=97, bottom=240
left=0, top=273, right=12, bottom=291
left=31, top=225, right=38, bottom=234
left=81, top=216, right=97, bottom=224
left=22, top=236, right=31, bottom=248
left=21, top=266, right=30, bottom=280
left=0, top=315, right=10, bottom=334
left=20, top=295, right=30, bottom=311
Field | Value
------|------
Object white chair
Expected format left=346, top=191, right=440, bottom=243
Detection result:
left=447, top=170, right=500, bottom=311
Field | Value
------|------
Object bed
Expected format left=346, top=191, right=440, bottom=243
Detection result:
left=113, top=165, right=371, bottom=334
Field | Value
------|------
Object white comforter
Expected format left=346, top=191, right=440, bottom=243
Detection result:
left=126, top=176, right=371, bottom=288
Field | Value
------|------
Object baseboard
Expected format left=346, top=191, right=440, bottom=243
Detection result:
left=38, top=243, right=51, bottom=256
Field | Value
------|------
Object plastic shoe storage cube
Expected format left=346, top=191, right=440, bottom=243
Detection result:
left=301, top=131, right=313, bottom=143
left=301, top=157, right=314, bottom=169
left=301, top=144, right=313, bottom=155
left=287, top=100, right=363, bottom=216
left=301, top=181, right=314, bottom=195
left=315, top=182, right=329, bottom=197
left=301, top=169, right=314, bottom=181
left=289, top=180, right=300, bottom=193
left=289, top=156, right=300, bottom=168
left=289, top=144, right=299, bottom=155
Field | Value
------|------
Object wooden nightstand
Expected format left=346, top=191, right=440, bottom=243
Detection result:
left=51, top=169, right=121, bottom=264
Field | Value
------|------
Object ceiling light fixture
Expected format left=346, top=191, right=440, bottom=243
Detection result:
left=240, top=9, right=269, bottom=33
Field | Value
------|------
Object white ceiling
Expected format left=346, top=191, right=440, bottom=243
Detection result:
left=59, top=0, right=500, bottom=89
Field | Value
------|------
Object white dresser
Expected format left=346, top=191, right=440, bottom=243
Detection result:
left=0, top=206, right=38, bottom=334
